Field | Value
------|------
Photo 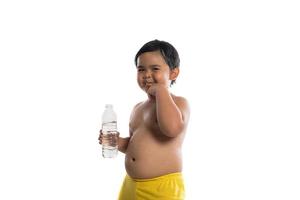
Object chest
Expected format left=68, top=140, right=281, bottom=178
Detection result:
left=130, top=103, right=159, bottom=131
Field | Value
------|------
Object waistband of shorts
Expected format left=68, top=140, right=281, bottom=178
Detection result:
left=127, top=172, right=183, bottom=182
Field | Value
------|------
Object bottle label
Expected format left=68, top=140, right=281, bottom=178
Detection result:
left=102, top=121, right=117, bottom=133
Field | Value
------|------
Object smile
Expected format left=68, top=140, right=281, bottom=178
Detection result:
left=145, top=82, right=153, bottom=87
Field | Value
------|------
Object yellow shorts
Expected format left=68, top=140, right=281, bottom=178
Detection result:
left=118, top=172, right=185, bottom=200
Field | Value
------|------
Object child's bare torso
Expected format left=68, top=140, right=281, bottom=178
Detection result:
left=125, top=98, right=186, bottom=179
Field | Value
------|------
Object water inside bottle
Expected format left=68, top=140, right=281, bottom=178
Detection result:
left=102, top=131, right=118, bottom=146
left=102, top=131, right=119, bottom=158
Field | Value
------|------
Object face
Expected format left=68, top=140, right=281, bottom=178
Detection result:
left=136, top=51, right=178, bottom=93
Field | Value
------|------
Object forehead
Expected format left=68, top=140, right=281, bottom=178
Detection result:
left=136, top=51, right=167, bottom=66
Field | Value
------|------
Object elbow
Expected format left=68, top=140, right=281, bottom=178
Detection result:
left=161, top=121, right=184, bottom=138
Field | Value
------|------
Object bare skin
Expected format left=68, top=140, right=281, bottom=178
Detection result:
left=99, top=51, right=190, bottom=179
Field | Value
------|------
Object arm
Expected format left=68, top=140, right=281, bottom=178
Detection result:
left=118, top=137, right=130, bottom=154
left=118, top=102, right=141, bottom=152
left=148, top=85, right=190, bottom=137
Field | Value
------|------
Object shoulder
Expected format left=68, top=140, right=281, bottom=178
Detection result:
left=133, top=101, right=144, bottom=110
left=172, top=95, right=190, bottom=109
left=172, top=95, right=190, bottom=122
left=129, top=101, right=143, bottom=118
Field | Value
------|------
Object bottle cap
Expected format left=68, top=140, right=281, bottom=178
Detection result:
left=105, top=104, right=113, bottom=109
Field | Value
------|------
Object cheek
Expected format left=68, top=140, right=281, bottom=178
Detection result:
left=137, top=75, right=143, bottom=85
left=155, top=73, right=168, bottom=82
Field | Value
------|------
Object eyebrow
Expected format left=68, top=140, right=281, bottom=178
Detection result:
left=137, top=65, right=160, bottom=68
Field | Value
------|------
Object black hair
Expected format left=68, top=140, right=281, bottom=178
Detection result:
left=134, top=39, right=180, bottom=85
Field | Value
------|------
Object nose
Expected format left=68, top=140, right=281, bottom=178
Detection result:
left=143, top=70, right=151, bottom=79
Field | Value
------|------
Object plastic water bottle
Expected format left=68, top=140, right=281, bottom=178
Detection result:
left=102, top=104, right=118, bottom=158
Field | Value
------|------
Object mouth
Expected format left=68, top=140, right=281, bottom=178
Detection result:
left=144, top=81, right=153, bottom=85
left=144, top=82, right=152, bottom=90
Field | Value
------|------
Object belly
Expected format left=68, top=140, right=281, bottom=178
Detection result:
left=124, top=130, right=182, bottom=179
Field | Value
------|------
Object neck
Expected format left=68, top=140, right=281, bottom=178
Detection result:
left=147, top=94, right=156, bottom=101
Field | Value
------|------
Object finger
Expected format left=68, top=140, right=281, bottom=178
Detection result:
left=98, top=130, right=103, bottom=140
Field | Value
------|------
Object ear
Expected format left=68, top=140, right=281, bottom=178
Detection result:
left=169, top=67, right=180, bottom=81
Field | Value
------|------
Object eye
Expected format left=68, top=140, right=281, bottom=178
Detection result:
left=153, top=67, right=160, bottom=71
left=138, top=68, right=145, bottom=72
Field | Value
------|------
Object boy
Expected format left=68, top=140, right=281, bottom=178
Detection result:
left=99, top=40, right=190, bottom=200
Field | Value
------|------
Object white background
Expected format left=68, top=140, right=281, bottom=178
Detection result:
left=0, top=0, right=299, bottom=199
